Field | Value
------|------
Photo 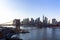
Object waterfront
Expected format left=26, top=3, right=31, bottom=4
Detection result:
left=11, top=26, right=60, bottom=40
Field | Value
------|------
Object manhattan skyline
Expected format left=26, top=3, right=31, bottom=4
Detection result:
left=0, top=0, right=60, bottom=23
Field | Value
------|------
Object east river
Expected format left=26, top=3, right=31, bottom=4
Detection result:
left=11, top=26, right=60, bottom=40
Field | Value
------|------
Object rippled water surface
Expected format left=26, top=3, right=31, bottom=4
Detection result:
left=12, top=26, right=60, bottom=40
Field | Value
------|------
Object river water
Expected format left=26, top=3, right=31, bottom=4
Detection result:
left=11, top=26, right=60, bottom=40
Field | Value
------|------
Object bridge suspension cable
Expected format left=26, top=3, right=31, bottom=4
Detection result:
left=1, top=20, right=13, bottom=24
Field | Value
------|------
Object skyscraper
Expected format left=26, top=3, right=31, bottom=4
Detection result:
left=43, top=16, right=48, bottom=24
left=52, top=18, right=57, bottom=25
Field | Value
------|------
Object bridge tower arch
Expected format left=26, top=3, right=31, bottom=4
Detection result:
left=13, top=19, right=20, bottom=31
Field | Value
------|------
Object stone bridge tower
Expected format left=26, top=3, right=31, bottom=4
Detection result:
left=13, top=19, right=20, bottom=31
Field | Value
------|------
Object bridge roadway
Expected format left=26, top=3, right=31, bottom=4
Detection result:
left=0, top=24, right=14, bottom=26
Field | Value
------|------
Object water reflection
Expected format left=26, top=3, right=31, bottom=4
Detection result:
left=12, top=27, right=60, bottom=40
left=42, top=28, right=47, bottom=40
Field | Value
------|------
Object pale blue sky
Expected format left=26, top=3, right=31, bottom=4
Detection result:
left=0, top=0, right=60, bottom=23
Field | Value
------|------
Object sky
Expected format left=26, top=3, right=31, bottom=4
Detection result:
left=0, top=0, right=60, bottom=23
